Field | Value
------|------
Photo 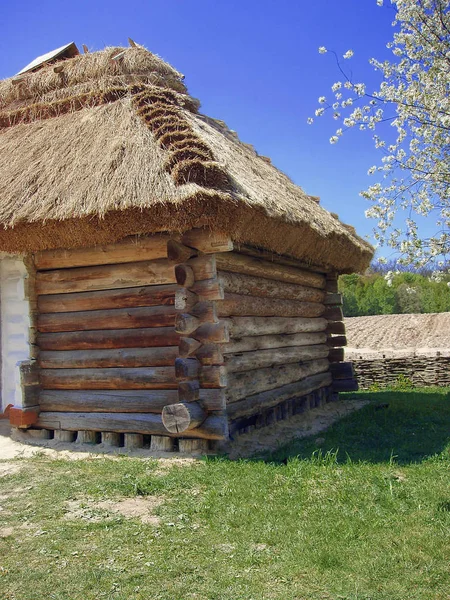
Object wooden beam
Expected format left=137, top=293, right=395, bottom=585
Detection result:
left=193, top=322, right=230, bottom=344
left=36, top=259, right=176, bottom=295
left=328, top=347, right=345, bottom=363
left=39, top=347, right=179, bottom=369
left=326, top=321, right=346, bottom=335
left=167, top=240, right=197, bottom=264
left=329, top=361, right=354, bottom=380
left=175, top=358, right=200, bottom=381
left=225, top=316, right=327, bottom=338
left=38, top=327, right=180, bottom=351
left=326, top=335, right=347, bottom=348
left=332, top=379, right=358, bottom=393
left=215, top=253, right=325, bottom=289
left=38, top=306, right=176, bottom=333
left=40, top=367, right=177, bottom=390
left=226, top=358, right=329, bottom=403
left=36, top=411, right=228, bottom=439
left=34, top=235, right=172, bottom=270
left=218, top=271, right=325, bottom=303
left=181, top=229, right=233, bottom=253
left=225, top=344, right=329, bottom=373
left=227, top=372, right=332, bottom=420
left=38, top=284, right=177, bottom=314
left=324, top=293, right=343, bottom=306
left=216, top=294, right=324, bottom=318
left=223, top=332, right=327, bottom=354
left=175, top=264, right=195, bottom=288
left=39, top=388, right=225, bottom=413
left=323, top=306, right=344, bottom=322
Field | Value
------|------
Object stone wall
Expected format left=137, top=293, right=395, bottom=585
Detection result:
left=352, top=354, right=450, bottom=390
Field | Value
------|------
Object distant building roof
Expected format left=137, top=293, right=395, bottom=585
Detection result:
left=17, top=42, right=79, bottom=75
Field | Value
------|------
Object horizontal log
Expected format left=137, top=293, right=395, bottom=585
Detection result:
left=196, top=344, right=224, bottom=366
left=200, top=366, right=227, bottom=388
left=39, top=347, right=179, bottom=369
left=175, top=358, right=200, bottom=381
left=328, top=347, right=345, bottom=363
left=225, top=317, right=328, bottom=338
left=324, top=293, right=343, bottom=306
left=332, top=379, right=358, bottom=393
left=215, top=253, right=325, bottom=289
left=38, top=284, right=177, bottom=314
left=40, top=389, right=178, bottom=412
left=178, top=381, right=200, bottom=403
left=323, top=306, right=344, bottom=321
left=193, top=322, right=230, bottom=344
left=327, top=335, right=347, bottom=348
left=167, top=240, right=197, bottom=264
left=36, top=259, right=176, bottom=295
left=217, top=294, right=324, bottom=318
left=38, top=306, right=176, bottom=333
left=218, top=271, right=325, bottom=303
left=223, top=332, right=327, bottom=354
left=225, top=345, right=329, bottom=373
left=227, top=372, right=332, bottom=420
left=329, top=361, right=354, bottom=380
left=40, top=367, right=177, bottom=390
left=181, top=229, right=233, bottom=253
left=36, top=411, right=228, bottom=440
left=226, top=358, right=330, bottom=403
left=325, top=278, right=339, bottom=293
left=162, top=402, right=207, bottom=433
left=34, top=234, right=172, bottom=270
left=191, top=278, right=224, bottom=301
left=188, top=255, right=217, bottom=281
left=191, top=301, right=218, bottom=322
left=233, top=244, right=328, bottom=274
left=326, top=321, right=346, bottom=335
left=38, top=327, right=180, bottom=351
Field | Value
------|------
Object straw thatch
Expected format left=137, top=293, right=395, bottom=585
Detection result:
left=0, top=45, right=373, bottom=272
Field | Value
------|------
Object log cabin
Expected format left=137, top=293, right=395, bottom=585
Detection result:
left=0, top=43, right=374, bottom=452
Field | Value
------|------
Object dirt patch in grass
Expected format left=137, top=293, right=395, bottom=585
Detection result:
left=0, top=463, right=22, bottom=477
left=64, top=496, right=163, bottom=525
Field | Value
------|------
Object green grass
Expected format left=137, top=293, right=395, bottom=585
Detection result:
left=0, top=389, right=449, bottom=600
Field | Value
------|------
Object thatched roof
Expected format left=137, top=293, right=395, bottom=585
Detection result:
left=0, top=46, right=373, bottom=272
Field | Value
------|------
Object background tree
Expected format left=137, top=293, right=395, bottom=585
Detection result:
left=312, top=0, right=450, bottom=267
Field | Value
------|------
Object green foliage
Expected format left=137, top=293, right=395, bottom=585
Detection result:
left=339, top=270, right=450, bottom=316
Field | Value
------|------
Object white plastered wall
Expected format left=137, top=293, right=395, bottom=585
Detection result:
left=0, top=257, right=32, bottom=411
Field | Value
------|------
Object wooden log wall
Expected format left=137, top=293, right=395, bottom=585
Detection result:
left=207, top=252, right=335, bottom=434
left=32, top=233, right=232, bottom=446
left=324, top=273, right=357, bottom=393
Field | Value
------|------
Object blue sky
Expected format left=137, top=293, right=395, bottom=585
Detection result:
left=0, top=0, right=418, bottom=254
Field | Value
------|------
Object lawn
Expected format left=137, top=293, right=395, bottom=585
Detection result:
left=0, top=389, right=449, bottom=600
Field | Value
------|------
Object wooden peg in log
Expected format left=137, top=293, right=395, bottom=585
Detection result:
left=178, top=380, right=200, bottom=402
left=175, top=264, right=195, bottom=288
left=175, top=313, right=200, bottom=335
left=162, top=401, right=207, bottom=433
left=167, top=240, right=197, bottom=264
left=175, top=358, right=200, bottom=381
left=179, top=338, right=202, bottom=358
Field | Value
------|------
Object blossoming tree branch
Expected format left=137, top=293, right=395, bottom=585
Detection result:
left=311, top=0, right=450, bottom=267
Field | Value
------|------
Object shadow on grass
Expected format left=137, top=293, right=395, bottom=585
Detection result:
left=266, top=388, right=450, bottom=465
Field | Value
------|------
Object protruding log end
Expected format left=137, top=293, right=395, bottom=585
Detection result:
left=175, top=313, right=200, bottom=335
left=162, top=402, right=207, bottom=433
left=175, top=357, right=200, bottom=381
left=168, top=240, right=197, bottom=264
left=175, top=264, right=195, bottom=288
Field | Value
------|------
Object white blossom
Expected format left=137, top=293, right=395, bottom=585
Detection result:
left=309, top=0, right=450, bottom=266
left=307, top=117, right=314, bottom=125
left=318, top=96, right=326, bottom=104
left=318, top=46, right=327, bottom=54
